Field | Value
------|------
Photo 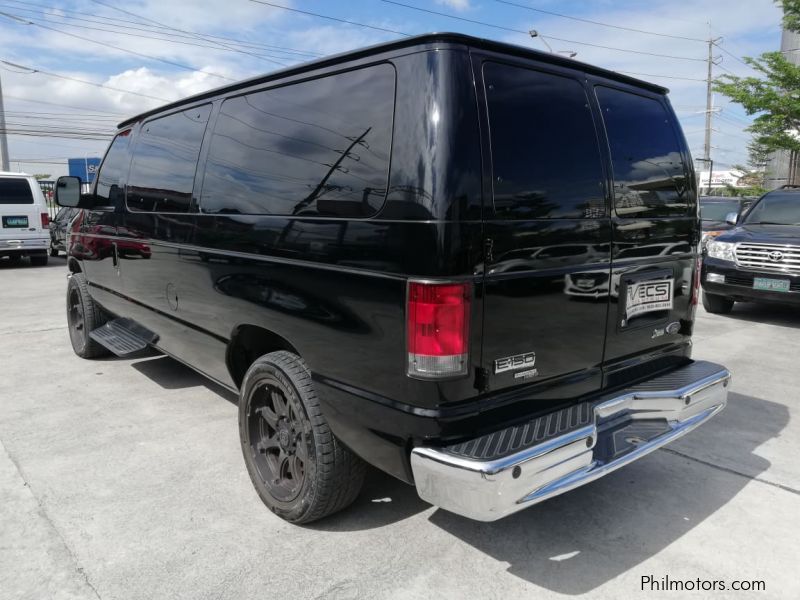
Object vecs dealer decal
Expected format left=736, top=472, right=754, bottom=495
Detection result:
left=625, top=279, right=674, bottom=320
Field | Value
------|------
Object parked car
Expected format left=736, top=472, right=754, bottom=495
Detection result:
left=0, top=171, right=50, bottom=266
left=699, top=196, right=749, bottom=249
left=55, top=33, right=730, bottom=524
left=702, top=186, right=800, bottom=312
left=49, top=206, right=79, bottom=256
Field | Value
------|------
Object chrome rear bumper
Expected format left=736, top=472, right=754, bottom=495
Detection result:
left=410, top=361, right=730, bottom=521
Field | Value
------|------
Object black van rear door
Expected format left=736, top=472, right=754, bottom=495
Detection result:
left=479, top=60, right=612, bottom=401
left=593, top=84, right=697, bottom=385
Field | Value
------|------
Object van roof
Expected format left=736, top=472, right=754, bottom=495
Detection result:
left=0, top=171, right=32, bottom=178
left=118, top=32, right=668, bottom=129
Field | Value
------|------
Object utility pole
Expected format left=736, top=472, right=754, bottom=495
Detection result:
left=0, top=72, right=9, bottom=171
left=703, top=35, right=723, bottom=193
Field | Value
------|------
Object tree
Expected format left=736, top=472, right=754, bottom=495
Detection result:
left=713, top=2, right=800, bottom=184
left=779, top=0, right=800, bottom=32
left=32, top=173, right=51, bottom=180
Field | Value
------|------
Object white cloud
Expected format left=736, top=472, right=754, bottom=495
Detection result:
left=435, top=0, right=472, bottom=10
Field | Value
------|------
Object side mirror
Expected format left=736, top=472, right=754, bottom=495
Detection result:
left=55, top=176, right=83, bottom=207
left=724, top=212, right=738, bottom=226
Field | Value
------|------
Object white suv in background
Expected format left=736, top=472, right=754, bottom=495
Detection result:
left=0, top=172, right=51, bottom=266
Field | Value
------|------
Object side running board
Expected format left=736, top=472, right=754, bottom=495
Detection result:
left=89, top=318, right=158, bottom=357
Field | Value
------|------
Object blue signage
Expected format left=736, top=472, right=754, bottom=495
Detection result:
left=68, top=157, right=102, bottom=183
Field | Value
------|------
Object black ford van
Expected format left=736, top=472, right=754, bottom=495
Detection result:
left=56, top=33, right=730, bottom=523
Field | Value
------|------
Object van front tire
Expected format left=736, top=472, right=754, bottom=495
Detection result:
left=66, top=273, right=109, bottom=358
left=239, top=351, right=365, bottom=524
left=702, top=291, right=734, bottom=314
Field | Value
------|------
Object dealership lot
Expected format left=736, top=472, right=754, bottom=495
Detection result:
left=1, top=259, right=798, bottom=600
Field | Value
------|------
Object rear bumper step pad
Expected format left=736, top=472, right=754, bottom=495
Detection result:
left=410, top=360, right=731, bottom=521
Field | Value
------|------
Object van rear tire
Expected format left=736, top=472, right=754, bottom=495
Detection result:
left=239, top=351, right=365, bottom=524
left=702, top=291, right=734, bottom=314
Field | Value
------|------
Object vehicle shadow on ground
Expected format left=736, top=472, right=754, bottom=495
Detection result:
left=129, top=353, right=432, bottom=529
left=0, top=255, right=67, bottom=270
left=130, top=355, right=238, bottom=404
left=720, top=302, right=800, bottom=329
left=426, top=391, right=788, bottom=595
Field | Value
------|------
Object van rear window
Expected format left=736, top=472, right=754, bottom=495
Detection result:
left=199, top=64, right=395, bottom=218
left=484, top=62, right=606, bottom=220
left=0, top=178, right=34, bottom=204
left=596, top=87, right=692, bottom=218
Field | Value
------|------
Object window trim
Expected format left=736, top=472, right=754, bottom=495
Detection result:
left=125, top=103, right=212, bottom=215
left=195, top=61, right=397, bottom=220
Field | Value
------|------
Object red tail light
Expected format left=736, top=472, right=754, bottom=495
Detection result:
left=41, top=212, right=49, bottom=228
left=407, top=281, right=471, bottom=379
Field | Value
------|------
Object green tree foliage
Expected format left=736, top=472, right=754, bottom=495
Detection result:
left=780, top=0, right=800, bottom=32
left=714, top=52, right=800, bottom=154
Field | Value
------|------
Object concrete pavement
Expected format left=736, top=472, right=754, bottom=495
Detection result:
left=1, top=257, right=798, bottom=599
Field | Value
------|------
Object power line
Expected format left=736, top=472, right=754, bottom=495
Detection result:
left=249, top=0, right=412, bottom=36
left=87, top=0, right=290, bottom=67
left=493, top=0, right=707, bottom=42
left=713, top=42, right=754, bottom=70
left=0, top=6, right=300, bottom=64
left=0, top=11, right=236, bottom=81
left=0, top=59, right=170, bottom=102
left=617, top=71, right=706, bottom=81
left=368, top=0, right=706, bottom=62
left=379, top=0, right=522, bottom=34
left=2, top=0, right=320, bottom=58
left=2, top=94, right=126, bottom=116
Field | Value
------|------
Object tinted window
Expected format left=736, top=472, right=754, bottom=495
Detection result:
left=596, top=87, right=690, bottom=217
left=700, top=199, right=740, bottom=221
left=0, top=178, right=34, bottom=204
left=127, top=106, right=211, bottom=213
left=484, top=63, right=606, bottom=219
left=743, top=193, right=800, bottom=225
left=199, top=65, right=395, bottom=217
left=96, top=130, right=131, bottom=206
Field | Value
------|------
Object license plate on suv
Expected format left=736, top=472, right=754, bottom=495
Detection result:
left=753, top=277, right=790, bottom=292
left=2, top=216, right=28, bottom=228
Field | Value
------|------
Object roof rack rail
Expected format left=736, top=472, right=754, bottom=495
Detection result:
left=779, top=184, right=800, bottom=189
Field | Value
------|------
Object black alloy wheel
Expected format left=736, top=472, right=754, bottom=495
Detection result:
left=246, top=379, right=312, bottom=503
left=66, top=273, right=109, bottom=358
left=239, top=351, right=365, bottom=523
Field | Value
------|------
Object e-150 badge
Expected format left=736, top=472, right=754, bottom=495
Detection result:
left=625, top=279, right=674, bottom=320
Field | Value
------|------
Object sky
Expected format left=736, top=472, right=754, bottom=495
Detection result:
left=0, top=0, right=785, bottom=178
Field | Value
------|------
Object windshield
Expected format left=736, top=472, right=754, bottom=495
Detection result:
left=742, top=194, right=800, bottom=226
left=700, top=199, right=739, bottom=221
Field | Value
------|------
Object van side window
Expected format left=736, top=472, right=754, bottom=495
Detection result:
left=95, top=130, right=131, bottom=206
left=595, top=87, right=690, bottom=217
left=199, top=64, right=395, bottom=217
left=127, top=106, right=211, bottom=213
left=484, top=62, right=606, bottom=219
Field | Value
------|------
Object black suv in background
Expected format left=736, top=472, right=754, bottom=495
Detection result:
left=703, top=186, right=800, bottom=312
left=55, top=33, right=730, bottom=524
left=699, top=196, right=750, bottom=250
